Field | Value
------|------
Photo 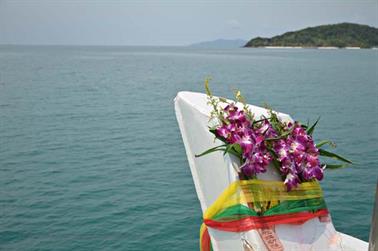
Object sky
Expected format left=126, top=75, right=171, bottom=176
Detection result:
left=0, top=0, right=377, bottom=46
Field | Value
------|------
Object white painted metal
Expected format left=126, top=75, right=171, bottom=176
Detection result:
left=369, top=182, right=378, bottom=251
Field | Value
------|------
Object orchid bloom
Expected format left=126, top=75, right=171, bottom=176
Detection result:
left=284, top=173, right=300, bottom=191
left=213, top=100, right=326, bottom=190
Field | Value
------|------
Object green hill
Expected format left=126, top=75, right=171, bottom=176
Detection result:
left=244, top=23, right=378, bottom=48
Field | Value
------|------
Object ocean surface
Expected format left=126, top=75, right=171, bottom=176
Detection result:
left=0, top=45, right=377, bottom=250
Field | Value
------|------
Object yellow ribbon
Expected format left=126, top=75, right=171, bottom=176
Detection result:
left=204, top=180, right=323, bottom=219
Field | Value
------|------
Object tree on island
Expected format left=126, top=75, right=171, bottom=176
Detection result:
left=244, top=23, right=378, bottom=48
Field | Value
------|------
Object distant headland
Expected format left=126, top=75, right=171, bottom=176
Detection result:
left=189, top=39, right=247, bottom=48
left=244, top=23, right=378, bottom=49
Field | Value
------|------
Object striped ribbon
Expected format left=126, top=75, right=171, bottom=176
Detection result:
left=200, top=180, right=328, bottom=251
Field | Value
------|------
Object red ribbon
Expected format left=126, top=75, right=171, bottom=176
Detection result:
left=204, top=209, right=329, bottom=232
left=201, top=227, right=211, bottom=251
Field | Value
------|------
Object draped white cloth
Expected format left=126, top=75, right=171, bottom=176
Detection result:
left=174, top=91, right=367, bottom=251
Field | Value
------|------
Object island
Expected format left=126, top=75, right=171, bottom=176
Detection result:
left=244, top=23, right=378, bottom=49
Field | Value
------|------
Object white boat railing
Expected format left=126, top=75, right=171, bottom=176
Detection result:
left=369, top=180, right=378, bottom=251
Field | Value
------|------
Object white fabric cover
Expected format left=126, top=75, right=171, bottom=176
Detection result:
left=174, top=91, right=368, bottom=251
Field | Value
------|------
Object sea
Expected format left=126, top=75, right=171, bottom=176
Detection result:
left=0, top=45, right=377, bottom=250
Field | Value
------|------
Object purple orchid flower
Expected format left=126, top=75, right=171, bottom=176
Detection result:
left=284, top=173, right=300, bottom=191
left=274, top=140, right=290, bottom=161
left=228, top=110, right=247, bottom=123
left=241, top=152, right=270, bottom=177
left=224, top=103, right=238, bottom=113
left=216, top=123, right=237, bottom=141
left=256, top=119, right=278, bottom=138
left=235, top=134, right=254, bottom=155
left=303, top=165, right=324, bottom=181
left=213, top=101, right=327, bottom=190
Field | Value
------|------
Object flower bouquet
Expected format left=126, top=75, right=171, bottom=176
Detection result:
left=196, top=79, right=352, bottom=251
left=197, top=79, right=351, bottom=190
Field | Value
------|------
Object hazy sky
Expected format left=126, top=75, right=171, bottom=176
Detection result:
left=0, top=0, right=377, bottom=46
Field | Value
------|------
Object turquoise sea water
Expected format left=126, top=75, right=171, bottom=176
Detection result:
left=0, top=46, right=377, bottom=250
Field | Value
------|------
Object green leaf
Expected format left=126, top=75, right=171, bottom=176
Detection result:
left=224, top=144, right=232, bottom=156
left=209, top=129, right=228, bottom=144
left=209, top=129, right=218, bottom=137
left=234, top=90, right=246, bottom=104
left=224, top=143, right=240, bottom=155
left=319, top=149, right=352, bottom=164
left=267, top=148, right=278, bottom=158
left=195, top=145, right=226, bottom=157
left=266, top=147, right=283, bottom=174
left=324, top=164, right=349, bottom=169
left=219, top=97, right=228, bottom=103
left=227, top=148, right=243, bottom=159
left=253, top=117, right=269, bottom=125
left=307, top=117, right=320, bottom=135
left=204, top=78, right=212, bottom=96
left=220, top=143, right=243, bottom=160
left=265, top=127, right=293, bottom=141
left=232, top=144, right=243, bottom=155
left=316, top=140, right=336, bottom=148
